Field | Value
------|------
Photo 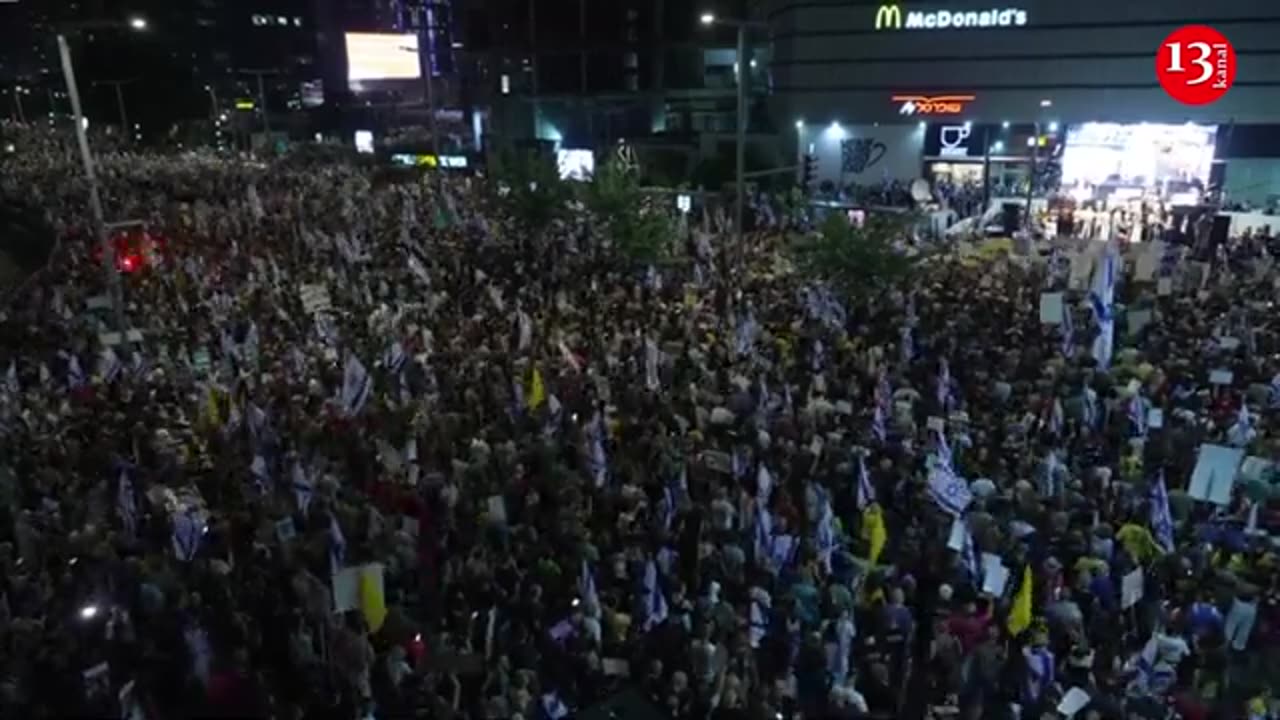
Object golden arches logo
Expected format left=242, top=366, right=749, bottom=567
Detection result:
left=875, top=5, right=903, bottom=30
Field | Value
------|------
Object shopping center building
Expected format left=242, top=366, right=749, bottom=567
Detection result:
left=767, top=0, right=1280, bottom=206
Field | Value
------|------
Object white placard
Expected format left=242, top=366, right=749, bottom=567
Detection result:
left=331, top=566, right=362, bottom=613
left=298, top=283, right=332, bottom=315
left=487, top=495, right=507, bottom=525
left=1039, top=293, right=1064, bottom=325
left=1057, top=688, right=1092, bottom=718
left=1157, top=277, right=1173, bottom=296
left=1188, top=443, right=1244, bottom=506
left=982, top=562, right=1010, bottom=596
left=1217, top=336, right=1241, bottom=351
left=1134, top=251, right=1158, bottom=281
left=1209, top=369, right=1234, bottom=385
left=1147, top=408, right=1163, bottom=429
left=1121, top=568, right=1144, bottom=609
left=927, top=416, right=945, bottom=432
left=98, top=332, right=123, bottom=347
left=401, top=515, right=420, bottom=537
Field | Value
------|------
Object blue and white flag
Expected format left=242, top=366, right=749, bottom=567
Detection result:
left=734, top=311, right=759, bottom=358
left=1089, top=250, right=1118, bottom=369
left=644, top=338, right=660, bottom=391
left=1149, top=469, right=1175, bottom=553
left=753, top=505, right=773, bottom=563
left=292, top=461, right=314, bottom=514
left=1046, top=397, right=1065, bottom=436
left=117, top=470, right=137, bottom=538
left=927, top=465, right=972, bottom=517
left=540, top=692, right=570, bottom=720
left=341, top=353, right=372, bottom=416
left=1083, top=387, right=1100, bottom=430
left=1060, top=302, right=1075, bottom=358
left=328, top=513, right=347, bottom=575
left=816, top=495, right=838, bottom=573
left=249, top=454, right=269, bottom=492
left=586, top=412, right=609, bottom=488
left=66, top=353, right=86, bottom=389
left=756, top=464, right=774, bottom=506
left=314, top=313, right=339, bottom=346
left=1268, top=374, right=1280, bottom=409
left=933, top=428, right=954, bottom=473
left=960, top=520, right=981, bottom=582
left=99, top=348, right=124, bottom=384
left=1227, top=402, right=1256, bottom=447
left=856, top=454, right=875, bottom=510
left=749, top=593, right=770, bottom=648
left=578, top=559, right=599, bottom=612
left=1128, top=394, right=1149, bottom=439
left=384, top=341, right=407, bottom=375
left=642, top=559, right=668, bottom=631
left=172, top=510, right=203, bottom=562
left=871, top=404, right=887, bottom=443
left=936, top=358, right=952, bottom=411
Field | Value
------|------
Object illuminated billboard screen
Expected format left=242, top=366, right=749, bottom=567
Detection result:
left=345, top=33, right=421, bottom=85
left=1062, top=122, right=1217, bottom=189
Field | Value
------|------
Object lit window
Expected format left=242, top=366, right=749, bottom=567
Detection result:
left=501, top=74, right=510, bottom=95
left=277, top=16, right=288, bottom=25
left=293, top=16, right=303, bottom=27
left=251, top=14, right=266, bottom=26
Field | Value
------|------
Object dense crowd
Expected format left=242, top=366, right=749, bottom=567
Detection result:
left=1, top=120, right=1279, bottom=720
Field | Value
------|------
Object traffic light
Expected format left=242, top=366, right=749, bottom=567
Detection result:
left=801, top=153, right=817, bottom=192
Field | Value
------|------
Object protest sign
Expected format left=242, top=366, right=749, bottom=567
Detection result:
left=298, top=284, right=332, bottom=315
left=1121, top=568, right=1144, bottom=609
left=1188, top=444, right=1243, bottom=506
left=1039, top=293, right=1064, bottom=325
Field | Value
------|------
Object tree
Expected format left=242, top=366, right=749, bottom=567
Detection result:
left=490, top=149, right=573, bottom=237
left=790, top=211, right=921, bottom=300
left=582, top=158, right=678, bottom=266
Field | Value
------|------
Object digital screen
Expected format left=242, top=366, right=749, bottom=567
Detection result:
left=345, top=33, right=421, bottom=85
left=557, top=149, right=595, bottom=181
left=1062, top=122, right=1217, bottom=189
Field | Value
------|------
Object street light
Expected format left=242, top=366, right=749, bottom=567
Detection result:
left=698, top=10, right=768, bottom=256
left=56, top=15, right=148, bottom=333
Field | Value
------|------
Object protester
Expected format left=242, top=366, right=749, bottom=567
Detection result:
left=0, top=119, right=1278, bottom=720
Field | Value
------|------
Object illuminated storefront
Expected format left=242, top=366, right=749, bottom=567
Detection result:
left=773, top=0, right=1280, bottom=196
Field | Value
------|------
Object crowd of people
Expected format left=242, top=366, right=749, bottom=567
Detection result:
left=1, top=119, right=1279, bottom=720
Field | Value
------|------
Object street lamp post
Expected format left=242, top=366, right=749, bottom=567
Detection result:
left=55, top=16, right=149, bottom=332
left=58, top=34, right=126, bottom=332
left=700, top=11, right=767, bottom=254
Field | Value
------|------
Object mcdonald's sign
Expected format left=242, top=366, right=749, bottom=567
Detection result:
left=875, top=4, right=903, bottom=30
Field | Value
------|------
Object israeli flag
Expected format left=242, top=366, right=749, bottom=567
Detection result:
left=927, top=465, right=972, bottom=517
left=314, top=313, right=339, bottom=346
left=100, top=348, right=124, bottom=384
left=578, top=559, right=599, bottom=612
left=117, top=470, right=137, bottom=538
left=541, top=692, right=570, bottom=720
left=516, top=310, right=533, bottom=352
left=292, top=461, right=314, bottom=514
left=856, top=454, right=875, bottom=510
left=816, top=496, right=838, bottom=573
left=341, top=353, right=372, bottom=416
left=172, top=510, right=203, bottom=562
left=1060, top=301, right=1075, bottom=358
left=642, top=559, right=668, bottom=631
left=871, top=404, right=887, bottom=443
left=249, top=454, right=269, bottom=492
left=328, top=513, right=346, bottom=575
left=960, top=520, right=981, bottom=582
left=67, top=353, right=86, bottom=389
left=1128, top=395, right=1149, bottom=439
left=1227, top=402, right=1256, bottom=447
left=734, top=311, right=759, bottom=358
left=1089, top=250, right=1117, bottom=369
left=753, top=506, right=774, bottom=564
left=936, top=358, right=952, bottom=411
left=756, top=464, right=774, bottom=506
left=384, top=341, right=407, bottom=375
left=749, top=594, right=770, bottom=648
left=933, top=428, right=954, bottom=473
left=644, top=338, right=660, bottom=391
left=586, top=413, right=609, bottom=488
left=1149, top=469, right=1175, bottom=553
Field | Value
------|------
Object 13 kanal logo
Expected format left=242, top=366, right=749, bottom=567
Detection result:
left=1157, top=25, right=1236, bottom=105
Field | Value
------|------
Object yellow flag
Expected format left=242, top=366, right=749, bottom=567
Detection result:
left=359, top=565, right=387, bottom=634
left=203, top=385, right=221, bottom=429
left=861, top=503, right=887, bottom=565
left=1007, top=565, right=1033, bottom=637
left=526, top=366, right=546, bottom=409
